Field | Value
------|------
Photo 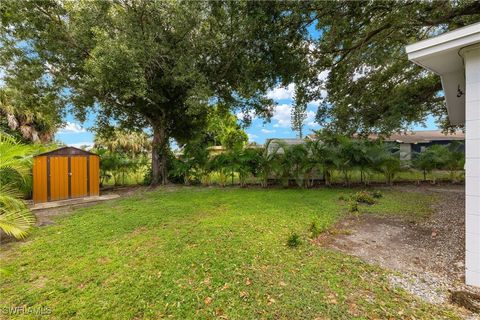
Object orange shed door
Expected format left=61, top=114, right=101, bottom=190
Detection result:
left=71, top=156, right=88, bottom=198
left=88, top=155, right=100, bottom=196
left=33, top=156, right=48, bottom=203
left=49, top=156, right=69, bottom=201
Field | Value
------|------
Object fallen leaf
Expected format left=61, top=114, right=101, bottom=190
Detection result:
left=204, top=297, right=212, bottom=305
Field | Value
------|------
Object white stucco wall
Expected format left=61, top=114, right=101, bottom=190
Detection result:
left=464, top=45, right=480, bottom=286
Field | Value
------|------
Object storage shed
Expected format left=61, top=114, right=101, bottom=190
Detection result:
left=33, top=147, right=100, bottom=203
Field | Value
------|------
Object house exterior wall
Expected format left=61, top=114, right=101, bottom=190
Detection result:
left=399, top=143, right=412, bottom=161
left=463, top=46, right=480, bottom=286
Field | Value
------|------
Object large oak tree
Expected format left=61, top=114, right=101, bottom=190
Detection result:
left=1, top=0, right=310, bottom=184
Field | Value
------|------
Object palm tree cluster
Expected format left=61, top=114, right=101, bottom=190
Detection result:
left=170, top=136, right=465, bottom=187
left=412, top=142, right=465, bottom=183
left=170, top=136, right=398, bottom=187
left=93, top=130, right=151, bottom=186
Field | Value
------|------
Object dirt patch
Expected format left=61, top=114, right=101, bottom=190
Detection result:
left=318, top=185, right=479, bottom=314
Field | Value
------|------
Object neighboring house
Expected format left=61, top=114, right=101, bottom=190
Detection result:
left=378, top=130, right=465, bottom=161
left=269, top=130, right=465, bottom=160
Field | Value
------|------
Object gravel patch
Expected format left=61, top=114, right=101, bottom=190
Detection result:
left=319, top=185, right=480, bottom=317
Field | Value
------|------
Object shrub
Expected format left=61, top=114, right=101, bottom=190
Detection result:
left=348, top=201, right=359, bottom=213
left=287, top=232, right=301, bottom=247
left=352, top=191, right=376, bottom=205
left=372, top=190, right=383, bottom=199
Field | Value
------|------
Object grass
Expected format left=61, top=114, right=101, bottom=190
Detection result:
left=1, top=187, right=459, bottom=319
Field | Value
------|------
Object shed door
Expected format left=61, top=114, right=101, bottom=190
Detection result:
left=33, top=156, right=48, bottom=203
left=71, top=156, right=88, bottom=198
left=89, top=155, right=100, bottom=196
left=49, top=156, right=69, bottom=201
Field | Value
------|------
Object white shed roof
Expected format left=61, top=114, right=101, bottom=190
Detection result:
left=406, top=22, right=480, bottom=125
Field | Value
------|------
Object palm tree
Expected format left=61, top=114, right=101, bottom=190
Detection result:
left=412, top=144, right=448, bottom=183
left=0, top=133, right=36, bottom=239
left=256, top=140, right=280, bottom=188
left=368, top=143, right=401, bottom=185
left=444, top=142, right=465, bottom=182
left=0, top=88, right=59, bottom=143
left=308, top=139, right=337, bottom=186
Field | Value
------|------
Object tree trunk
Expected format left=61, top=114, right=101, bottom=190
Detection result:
left=151, top=120, right=169, bottom=186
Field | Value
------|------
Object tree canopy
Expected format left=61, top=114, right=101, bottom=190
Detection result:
left=0, top=0, right=309, bottom=184
left=291, top=0, right=480, bottom=136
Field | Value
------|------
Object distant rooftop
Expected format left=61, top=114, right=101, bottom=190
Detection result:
left=304, top=130, right=465, bottom=144
left=380, top=130, right=464, bottom=144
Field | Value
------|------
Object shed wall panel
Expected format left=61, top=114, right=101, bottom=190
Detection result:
left=33, top=156, right=48, bottom=203
left=89, top=155, right=100, bottom=196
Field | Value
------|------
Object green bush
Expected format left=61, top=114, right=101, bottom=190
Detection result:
left=372, top=190, right=383, bottom=198
left=348, top=201, right=359, bottom=213
left=287, top=232, right=301, bottom=247
left=352, top=191, right=376, bottom=205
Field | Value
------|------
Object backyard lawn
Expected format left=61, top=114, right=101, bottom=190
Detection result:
left=1, top=187, right=459, bottom=319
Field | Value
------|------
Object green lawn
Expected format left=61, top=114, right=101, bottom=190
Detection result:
left=1, top=187, right=459, bottom=319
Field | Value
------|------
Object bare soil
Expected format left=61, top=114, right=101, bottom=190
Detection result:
left=318, top=184, right=479, bottom=315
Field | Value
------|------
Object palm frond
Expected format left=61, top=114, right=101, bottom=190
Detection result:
left=0, top=206, right=36, bottom=239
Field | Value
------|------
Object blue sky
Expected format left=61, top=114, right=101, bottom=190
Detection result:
left=56, top=23, right=438, bottom=148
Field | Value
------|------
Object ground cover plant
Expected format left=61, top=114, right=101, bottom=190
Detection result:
left=0, top=187, right=459, bottom=319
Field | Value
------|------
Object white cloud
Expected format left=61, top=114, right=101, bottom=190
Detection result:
left=272, top=104, right=293, bottom=128
left=318, top=70, right=330, bottom=82
left=68, top=142, right=94, bottom=150
left=271, top=103, right=319, bottom=129
left=247, top=133, right=258, bottom=142
left=267, top=83, right=295, bottom=101
left=306, top=110, right=319, bottom=127
left=261, top=128, right=275, bottom=134
left=58, top=122, right=86, bottom=134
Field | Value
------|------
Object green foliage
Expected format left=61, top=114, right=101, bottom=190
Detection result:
left=168, top=135, right=465, bottom=187
left=1, top=1, right=306, bottom=185
left=206, top=107, right=248, bottom=150
left=348, top=201, right=359, bottom=213
left=412, top=143, right=464, bottom=183
left=372, top=190, right=383, bottom=199
left=0, top=73, right=64, bottom=144
left=352, top=191, right=376, bottom=205
left=93, top=129, right=150, bottom=186
left=0, top=133, right=36, bottom=238
left=291, top=2, right=480, bottom=135
left=367, top=143, right=401, bottom=185
left=286, top=232, right=301, bottom=248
